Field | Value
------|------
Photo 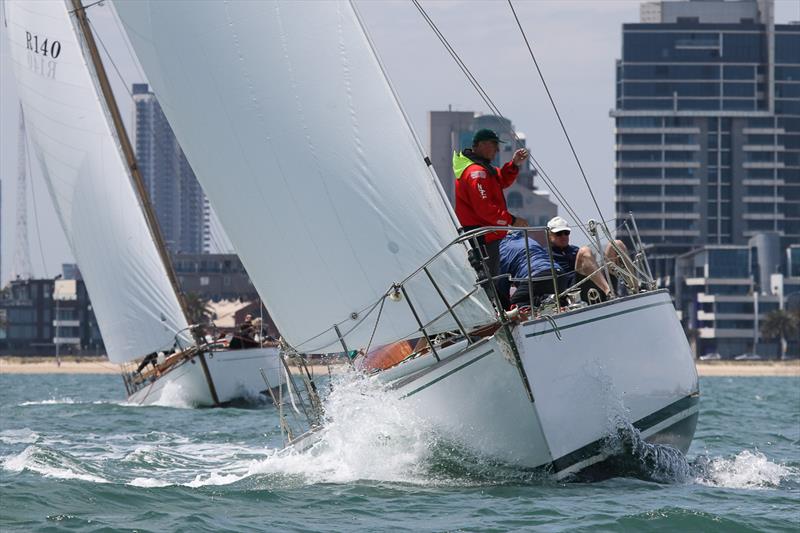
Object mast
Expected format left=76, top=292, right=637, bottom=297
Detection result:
left=69, top=0, right=193, bottom=329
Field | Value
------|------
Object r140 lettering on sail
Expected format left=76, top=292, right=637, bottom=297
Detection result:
left=26, top=32, right=61, bottom=58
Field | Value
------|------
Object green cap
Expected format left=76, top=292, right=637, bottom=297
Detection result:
left=472, top=128, right=505, bottom=145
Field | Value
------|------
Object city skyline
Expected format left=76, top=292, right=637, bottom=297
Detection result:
left=613, top=0, right=800, bottom=280
left=1, top=0, right=798, bottom=285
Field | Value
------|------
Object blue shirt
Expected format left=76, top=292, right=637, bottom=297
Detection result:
left=550, top=244, right=579, bottom=274
left=499, top=232, right=562, bottom=279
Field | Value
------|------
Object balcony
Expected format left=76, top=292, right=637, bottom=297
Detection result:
left=742, top=128, right=784, bottom=134
left=743, top=196, right=784, bottom=203
left=743, top=161, right=785, bottom=169
left=743, top=144, right=785, bottom=151
left=53, top=337, right=81, bottom=345
left=615, top=144, right=700, bottom=151
left=698, top=312, right=761, bottom=321
left=637, top=229, right=700, bottom=237
left=52, top=320, right=80, bottom=327
left=743, top=213, right=784, bottom=220
left=616, top=161, right=700, bottom=168
left=685, top=277, right=751, bottom=286
left=743, top=179, right=784, bottom=186
left=698, top=328, right=754, bottom=339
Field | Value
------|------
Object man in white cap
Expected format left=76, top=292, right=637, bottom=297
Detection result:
left=545, top=216, right=631, bottom=301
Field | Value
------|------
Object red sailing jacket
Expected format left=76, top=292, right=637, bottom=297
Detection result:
left=453, top=149, right=519, bottom=243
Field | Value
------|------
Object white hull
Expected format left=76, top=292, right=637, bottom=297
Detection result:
left=127, top=347, right=282, bottom=407
left=369, top=290, right=698, bottom=478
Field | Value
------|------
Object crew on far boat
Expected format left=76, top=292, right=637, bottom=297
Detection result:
left=229, top=313, right=259, bottom=349
left=499, top=216, right=631, bottom=309
left=136, top=351, right=159, bottom=374
left=453, top=128, right=529, bottom=309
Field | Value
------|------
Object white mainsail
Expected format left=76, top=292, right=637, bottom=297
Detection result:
left=4, top=0, right=192, bottom=363
left=114, top=0, right=494, bottom=353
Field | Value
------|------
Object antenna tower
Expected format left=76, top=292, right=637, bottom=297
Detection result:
left=13, top=104, right=32, bottom=279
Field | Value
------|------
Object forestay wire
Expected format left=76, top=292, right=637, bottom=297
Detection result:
left=410, top=0, right=601, bottom=246
left=506, top=0, right=606, bottom=224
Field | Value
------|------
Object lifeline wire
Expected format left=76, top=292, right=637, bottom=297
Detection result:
left=507, top=0, right=606, bottom=224
left=411, top=0, right=596, bottom=247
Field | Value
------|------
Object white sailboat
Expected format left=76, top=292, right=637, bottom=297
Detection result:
left=3, top=0, right=281, bottom=407
left=114, top=0, right=698, bottom=476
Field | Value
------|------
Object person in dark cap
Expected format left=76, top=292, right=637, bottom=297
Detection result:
left=453, top=128, right=529, bottom=309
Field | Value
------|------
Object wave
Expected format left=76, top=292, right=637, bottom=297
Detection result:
left=0, top=428, right=40, bottom=444
left=18, top=398, right=79, bottom=406
left=2, top=445, right=109, bottom=484
left=694, top=450, right=797, bottom=489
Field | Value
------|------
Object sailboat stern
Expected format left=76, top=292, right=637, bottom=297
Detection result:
left=515, top=290, right=699, bottom=477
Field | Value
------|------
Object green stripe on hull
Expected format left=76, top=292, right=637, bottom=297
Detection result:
left=400, top=349, right=494, bottom=399
left=525, top=299, right=673, bottom=339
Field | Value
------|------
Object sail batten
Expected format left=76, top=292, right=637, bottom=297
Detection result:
left=115, top=0, right=494, bottom=352
left=5, top=0, right=192, bottom=363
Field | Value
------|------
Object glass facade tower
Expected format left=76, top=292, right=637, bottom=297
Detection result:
left=612, top=0, right=799, bottom=281
left=132, top=83, right=209, bottom=255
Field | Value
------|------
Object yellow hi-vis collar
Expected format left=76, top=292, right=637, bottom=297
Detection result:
left=452, top=151, right=474, bottom=180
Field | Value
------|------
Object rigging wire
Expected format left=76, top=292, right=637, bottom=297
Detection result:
left=87, top=18, right=134, bottom=99
left=109, top=4, right=148, bottom=84
left=507, top=0, right=605, bottom=224
left=24, top=130, right=50, bottom=277
left=410, top=0, right=596, bottom=246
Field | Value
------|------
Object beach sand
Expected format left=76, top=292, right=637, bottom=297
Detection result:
left=1, top=356, right=798, bottom=377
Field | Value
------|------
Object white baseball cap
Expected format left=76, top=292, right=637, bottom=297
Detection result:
left=547, top=216, right=571, bottom=233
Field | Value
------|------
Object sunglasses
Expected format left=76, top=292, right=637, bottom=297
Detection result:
left=553, top=230, right=571, bottom=236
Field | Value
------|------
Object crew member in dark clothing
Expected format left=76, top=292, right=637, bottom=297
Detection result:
left=499, top=231, right=573, bottom=307
left=230, top=314, right=258, bottom=349
left=453, top=128, right=529, bottom=309
left=136, top=351, right=159, bottom=373
left=500, top=217, right=631, bottom=307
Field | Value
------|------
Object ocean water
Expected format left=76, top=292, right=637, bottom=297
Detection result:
left=0, top=372, right=797, bottom=532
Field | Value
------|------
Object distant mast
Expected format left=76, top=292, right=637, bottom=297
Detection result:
left=69, top=0, right=192, bottom=328
left=13, top=105, right=32, bottom=279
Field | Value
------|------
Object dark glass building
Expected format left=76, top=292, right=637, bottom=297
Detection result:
left=612, top=0, right=799, bottom=282
left=132, top=83, right=209, bottom=254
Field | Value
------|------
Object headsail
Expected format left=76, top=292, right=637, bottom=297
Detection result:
left=114, top=0, right=494, bottom=352
left=4, top=0, right=192, bottom=362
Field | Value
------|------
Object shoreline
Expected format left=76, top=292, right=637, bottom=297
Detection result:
left=0, top=356, right=798, bottom=377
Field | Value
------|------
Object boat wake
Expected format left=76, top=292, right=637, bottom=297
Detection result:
left=595, top=419, right=797, bottom=489
left=249, top=372, right=441, bottom=485
left=692, top=450, right=797, bottom=489
left=2, top=373, right=795, bottom=491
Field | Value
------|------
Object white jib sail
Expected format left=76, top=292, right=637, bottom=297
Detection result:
left=114, top=0, right=495, bottom=353
left=4, top=0, right=192, bottom=363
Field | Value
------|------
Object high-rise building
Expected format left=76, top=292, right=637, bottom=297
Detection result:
left=429, top=111, right=558, bottom=228
left=612, top=0, right=799, bottom=281
left=674, top=234, right=799, bottom=357
left=132, top=83, right=209, bottom=254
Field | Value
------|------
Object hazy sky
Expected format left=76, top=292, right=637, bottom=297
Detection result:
left=1, top=0, right=799, bottom=286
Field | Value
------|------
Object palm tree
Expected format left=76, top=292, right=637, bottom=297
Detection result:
left=760, top=309, right=800, bottom=360
left=183, top=292, right=212, bottom=326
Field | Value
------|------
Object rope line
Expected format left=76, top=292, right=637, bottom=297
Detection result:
left=410, top=0, right=598, bottom=249
left=507, top=0, right=605, bottom=224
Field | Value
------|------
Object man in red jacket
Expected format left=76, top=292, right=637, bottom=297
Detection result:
left=453, top=128, right=529, bottom=309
